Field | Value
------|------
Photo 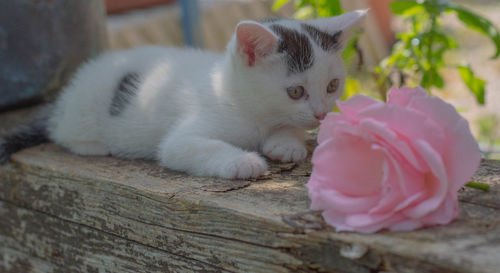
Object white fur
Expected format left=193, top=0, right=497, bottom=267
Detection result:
left=47, top=11, right=366, bottom=179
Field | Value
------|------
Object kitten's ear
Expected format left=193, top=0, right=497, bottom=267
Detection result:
left=312, top=9, right=368, bottom=50
left=235, top=21, right=278, bottom=67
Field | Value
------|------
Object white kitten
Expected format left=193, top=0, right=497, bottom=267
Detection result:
left=1, top=11, right=366, bottom=179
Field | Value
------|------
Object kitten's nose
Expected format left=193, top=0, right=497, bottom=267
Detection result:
left=315, top=113, right=327, bottom=120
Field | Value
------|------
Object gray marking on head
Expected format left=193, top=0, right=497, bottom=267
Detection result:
left=270, top=24, right=314, bottom=74
left=110, top=72, right=141, bottom=116
left=302, top=24, right=342, bottom=51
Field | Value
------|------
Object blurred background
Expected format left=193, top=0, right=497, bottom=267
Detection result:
left=1, top=0, right=499, bottom=159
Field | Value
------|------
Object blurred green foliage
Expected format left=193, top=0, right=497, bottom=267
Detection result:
left=377, top=0, right=500, bottom=103
left=477, top=114, right=500, bottom=159
left=272, top=0, right=344, bottom=18
left=272, top=0, right=500, bottom=104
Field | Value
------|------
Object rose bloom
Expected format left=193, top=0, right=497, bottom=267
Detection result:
left=306, top=87, right=481, bottom=233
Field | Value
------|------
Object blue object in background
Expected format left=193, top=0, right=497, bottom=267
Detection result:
left=180, top=0, right=203, bottom=48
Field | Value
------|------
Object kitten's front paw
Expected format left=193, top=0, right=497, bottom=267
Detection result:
left=223, top=152, right=268, bottom=179
left=263, top=140, right=307, bottom=163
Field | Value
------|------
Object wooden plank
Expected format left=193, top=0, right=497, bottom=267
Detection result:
left=0, top=200, right=230, bottom=273
left=460, top=159, right=500, bottom=210
left=0, top=247, right=57, bottom=273
left=0, top=142, right=499, bottom=273
left=0, top=149, right=305, bottom=272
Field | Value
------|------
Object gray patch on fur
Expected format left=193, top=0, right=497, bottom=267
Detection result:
left=302, top=24, right=342, bottom=51
left=110, top=72, right=141, bottom=116
left=270, top=24, right=314, bottom=74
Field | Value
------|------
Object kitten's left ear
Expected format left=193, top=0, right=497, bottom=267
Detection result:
left=235, top=21, right=279, bottom=67
left=312, top=9, right=368, bottom=50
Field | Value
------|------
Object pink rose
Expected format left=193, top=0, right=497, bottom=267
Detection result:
left=306, top=87, right=481, bottom=233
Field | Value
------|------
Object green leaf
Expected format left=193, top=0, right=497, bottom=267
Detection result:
left=477, top=114, right=498, bottom=141
left=342, top=77, right=362, bottom=100
left=272, top=0, right=291, bottom=12
left=294, top=6, right=315, bottom=19
left=318, top=0, right=343, bottom=17
left=421, top=70, right=432, bottom=89
left=446, top=5, right=500, bottom=59
left=421, top=68, right=443, bottom=89
left=390, top=0, right=424, bottom=16
left=432, top=69, right=444, bottom=88
left=421, top=0, right=443, bottom=17
left=458, top=65, right=486, bottom=105
left=342, top=37, right=358, bottom=66
left=465, top=181, right=490, bottom=192
left=295, top=0, right=309, bottom=9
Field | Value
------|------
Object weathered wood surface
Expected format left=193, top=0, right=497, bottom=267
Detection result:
left=0, top=111, right=499, bottom=273
left=0, top=145, right=499, bottom=273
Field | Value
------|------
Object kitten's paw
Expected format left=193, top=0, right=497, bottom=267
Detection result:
left=263, top=140, right=307, bottom=163
left=223, top=152, right=268, bottom=179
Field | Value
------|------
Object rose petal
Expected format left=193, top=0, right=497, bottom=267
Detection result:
left=345, top=213, right=392, bottom=228
left=394, top=192, right=426, bottom=212
left=354, top=214, right=408, bottom=233
left=405, top=140, right=448, bottom=218
left=420, top=193, right=459, bottom=225
left=311, top=134, right=385, bottom=196
left=344, top=212, right=408, bottom=233
left=367, top=157, right=405, bottom=215
left=307, top=187, right=380, bottom=213
left=321, top=210, right=353, bottom=232
left=336, top=95, right=382, bottom=120
left=359, top=119, right=427, bottom=172
left=377, top=144, right=426, bottom=198
left=408, top=96, right=481, bottom=191
left=367, top=152, right=425, bottom=215
left=387, top=86, right=427, bottom=106
left=317, top=114, right=353, bottom=144
left=309, top=89, right=474, bottom=233
left=358, top=103, right=446, bottom=156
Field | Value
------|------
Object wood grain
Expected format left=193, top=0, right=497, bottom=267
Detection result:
left=0, top=201, right=229, bottom=273
left=0, top=143, right=499, bottom=273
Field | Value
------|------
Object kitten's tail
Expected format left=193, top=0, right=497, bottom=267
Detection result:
left=0, top=114, right=50, bottom=164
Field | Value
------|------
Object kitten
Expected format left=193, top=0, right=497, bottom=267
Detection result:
left=0, top=10, right=366, bottom=179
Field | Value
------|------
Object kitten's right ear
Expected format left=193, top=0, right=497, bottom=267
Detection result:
left=236, top=21, right=278, bottom=67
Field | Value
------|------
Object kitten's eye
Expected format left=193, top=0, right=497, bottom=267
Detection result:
left=327, top=78, right=340, bottom=94
left=287, top=86, right=305, bottom=100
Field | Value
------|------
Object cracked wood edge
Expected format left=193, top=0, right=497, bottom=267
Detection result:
left=0, top=145, right=499, bottom=273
